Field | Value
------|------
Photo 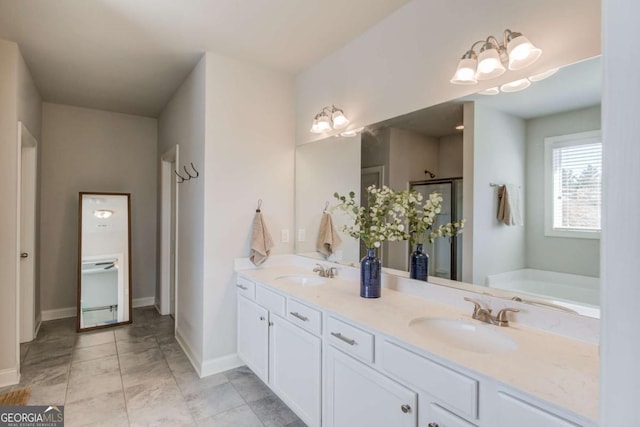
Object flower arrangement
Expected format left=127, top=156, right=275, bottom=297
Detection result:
left=334, top=185, right=409, bottom=249
left=402, top=190, right=465, bottom=246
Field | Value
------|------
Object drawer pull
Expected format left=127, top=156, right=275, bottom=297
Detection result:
left=331, top=332, right=356, bottom=346
left=428, top=423, right=439, bottom=427
left=236, top=284, right=248, bottom=290
left=400, top=404, right=411, bottom=413
left=290, top=311, right=309, bottom=322
left=259, top=316, right=266, bottom=321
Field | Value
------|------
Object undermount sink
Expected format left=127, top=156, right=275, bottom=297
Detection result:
left=274, top=275, right=326, bottom=287
left=409, top=317, right=518, bottom=354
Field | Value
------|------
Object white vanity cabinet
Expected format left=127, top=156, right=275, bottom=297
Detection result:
left=324, top=345, right=417, bottom=427
left=236, top=280, right=322, bottom=427
left=493, top=392, right=581, bottom=427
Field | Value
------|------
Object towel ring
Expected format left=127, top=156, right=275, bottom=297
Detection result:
left=323, top=201, right=329, bottom=213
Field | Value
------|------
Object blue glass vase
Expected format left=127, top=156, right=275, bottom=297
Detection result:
left=410, top=244, right=429, bottom=281
left=360, top=248, right=381, bottom=298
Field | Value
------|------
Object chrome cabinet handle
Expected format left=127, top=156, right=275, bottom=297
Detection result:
left=290, top=312, right=309, bottom=322
left=20, top=253, right=28, bottom=258
left=400, top=404, right=411, bottom=413
left=330, top=332, right=356, bottom=346
left=259, top=316, right=265, bottom=321
left=236, top=284, right=248, bottom=290
left=428, top=423, right=439, bottom=427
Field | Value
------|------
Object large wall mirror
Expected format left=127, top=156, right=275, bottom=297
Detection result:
left=77, top=192, right=132, bottom=331
left=295, top=56, right=601, bottom=318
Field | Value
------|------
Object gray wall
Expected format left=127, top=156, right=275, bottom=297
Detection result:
left=40, top=103, right=157, bottom=313
left=525, top=105, right=601, bottom=277
left=472, top=104, right=526, bottom=285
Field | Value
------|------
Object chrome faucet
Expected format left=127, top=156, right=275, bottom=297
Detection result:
left=313, top=263, right=338, bottom=278
left=464, top=297, right=519, bottom=327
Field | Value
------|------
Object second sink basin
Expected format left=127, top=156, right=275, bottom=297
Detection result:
left=409, top=317, right=518, bottom=354
left=274, top=275, right=326, bottom=287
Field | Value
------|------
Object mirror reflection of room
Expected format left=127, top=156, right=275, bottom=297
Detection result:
left=295, top=56, right=601, bottom=318
left=78, top=193, right=132, bottom=331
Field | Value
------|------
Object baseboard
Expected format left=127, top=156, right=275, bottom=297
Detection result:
left=41, top=297, right=156, bottom=322
left=33, top=316, right=42, bottom=339
left=41, top=307, right=76, bottom=321
left=201, top=353, right=243, bottom=378
left=175, top=327, right=202, bottom=377
left=0, top=367, right=20, bottom=388
left=132, top=297, right=155, bottom=308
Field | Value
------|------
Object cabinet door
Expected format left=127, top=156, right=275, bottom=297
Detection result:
left=237, top=294, right=269, bottom=383
left=324, top=346, right=417, bottom=427
left=423, top=402, right=477, bottom=427
left=269, top=314, right=322, bottom=427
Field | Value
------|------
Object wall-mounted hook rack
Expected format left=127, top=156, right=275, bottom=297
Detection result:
left=175, top=162, right=200, bottom=184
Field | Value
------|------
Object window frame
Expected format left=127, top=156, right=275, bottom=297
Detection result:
left=544, top=130, right=602, bottom=239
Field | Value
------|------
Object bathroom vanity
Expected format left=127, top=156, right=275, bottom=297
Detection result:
left=235, top=261, right=598, bottom=427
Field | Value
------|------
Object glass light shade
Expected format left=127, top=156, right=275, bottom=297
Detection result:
left=478, top=87, right=500, bottom=95
left=340, top=127, right=364, bottom=137
left=500, top=78, right=531, bottom=93
left=94, top=209, right=114, bottom=219
left=528, top=68, right=559, bottom=82
left=476, top=48, right=506, bottom=80
left=315, top=113, right=332, bottom=132
left=331, top=110, right=349, bottom=129
left=450, top=57, right=478, bottom=85
left=507, top=35, right=542, bottom=70
left=310, top=118, right=322, bottom=133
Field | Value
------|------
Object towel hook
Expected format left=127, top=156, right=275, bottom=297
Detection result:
left=189, top=162, right=200, bottom=178
left=256, top=199, right=262, bottom=212
left=174, top=170, right=186, bottom=183
left=323, top=201, right=329, bottom=213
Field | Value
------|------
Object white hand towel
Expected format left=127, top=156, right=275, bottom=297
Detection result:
left=497, top=184, right=523, bottom=226
left=316, top=212, right=342, bottom=257
left=250, top=211, right=274, bottom=266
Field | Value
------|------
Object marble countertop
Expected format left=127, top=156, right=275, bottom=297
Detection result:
left=238, top=265, right=599, bottom=423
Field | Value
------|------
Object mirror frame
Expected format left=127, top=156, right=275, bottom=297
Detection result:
left=76, top=191, right=133, bottom=332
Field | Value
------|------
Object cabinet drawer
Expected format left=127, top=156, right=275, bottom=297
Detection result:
left=255, top=285, right=286, bottom=316
left=326, top=316, right=374, bottom=363
left=236, top=276, right=256, bottom=299
left=428, top=403, right=477, bottom=427
left=287, top=299, right=322, bottom=336
left=381, top=340, right=478, bottom=420
left=496, top=392, right=579, bottom=427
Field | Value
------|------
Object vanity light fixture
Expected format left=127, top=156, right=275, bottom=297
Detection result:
left=310, top=105, right=350, bottom=133
left=478, top=67, right=560, bottom=95
left=339, top=127, right=364, bottom=137
left=450, top=29, right=541, bottom=85
left=94, top=209, right=114, bottom=219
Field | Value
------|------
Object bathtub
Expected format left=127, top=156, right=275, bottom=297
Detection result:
left=486, top=268, right=600, bottom=317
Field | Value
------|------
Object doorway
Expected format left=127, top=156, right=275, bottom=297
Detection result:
left=160, top=146, right=179, bottom=321
left=17, top=122, right=38, bottom=343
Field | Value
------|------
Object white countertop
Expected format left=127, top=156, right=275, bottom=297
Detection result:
left=238, top=265, right=599, bottom=423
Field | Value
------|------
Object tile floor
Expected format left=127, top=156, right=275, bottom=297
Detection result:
left=0, top=307, right=305, bottom=427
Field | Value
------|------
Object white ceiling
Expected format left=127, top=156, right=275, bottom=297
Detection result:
left=0, top=0, right=410, bottom=117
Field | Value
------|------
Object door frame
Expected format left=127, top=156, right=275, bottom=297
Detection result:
left=159, top=145, right=179, bottom=324
left=16, top=122, right=38, bottom=351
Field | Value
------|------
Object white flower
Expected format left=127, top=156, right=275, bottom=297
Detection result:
left=374, top=241, right=381, bottom=248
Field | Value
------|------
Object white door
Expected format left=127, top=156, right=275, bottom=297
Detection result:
left=169, top=161, right=177, bottom=318
left=18, top=123, right=37, bottom=343
left=324, top=346, right=417, bottom=427
left=160, top=145, right=179, bottom=318
left=269, top=313, right=321, bottom=427
left=237, top=295, right=269, bottom=383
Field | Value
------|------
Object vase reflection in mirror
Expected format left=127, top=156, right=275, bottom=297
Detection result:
left=360, top=248, right=381, bottom=298
left=410, top=244, right=429, bottom=281
left=77, top=192, right=133, bottom=332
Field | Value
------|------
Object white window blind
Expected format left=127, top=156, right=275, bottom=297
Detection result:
left=545, top=130, right=602, bottom=238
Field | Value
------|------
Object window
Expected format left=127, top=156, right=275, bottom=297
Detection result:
left=544, top=130, right=602, bottom=239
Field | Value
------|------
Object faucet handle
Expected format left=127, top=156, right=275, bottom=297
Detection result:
left=464, top=297, right=486, bottom=316
left=495, top=308, right=520, bottom=327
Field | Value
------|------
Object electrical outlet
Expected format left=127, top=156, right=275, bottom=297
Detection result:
left=281, top=229, right=289, bottom=243
left=298, top=228, right=306, bottom=242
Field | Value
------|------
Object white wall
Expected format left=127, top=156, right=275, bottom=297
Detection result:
left=295, top=136, right=361, bottom=262
left=0, top=39, right=41, bottom=386
left=471, top=104, right=526, bottom=285
left=202, top=52, right=295, bottom=372
left=438, top=133, right=463, bottom=178
left=600, top=0, right=640, bottom=424
left=295, top=0, right=601, bottom=146
left=388, top=128, right=439, bottom=190
left=40, top=104, right=157, bottom=314
left=157, top=55, right=206, bottom=363
left=525, top=106, right=601, bottom=277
